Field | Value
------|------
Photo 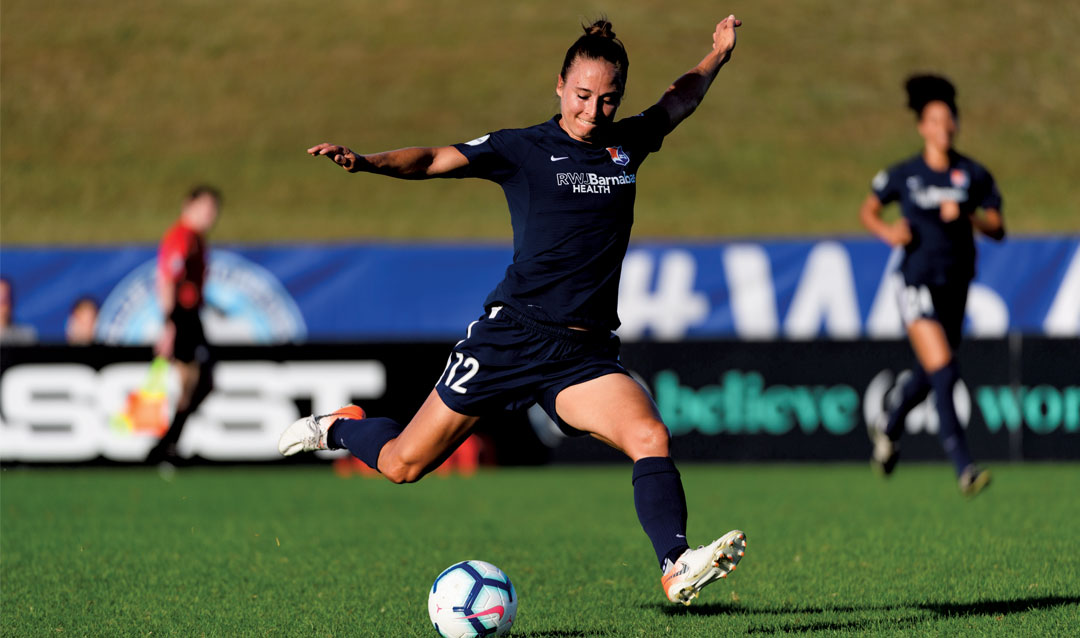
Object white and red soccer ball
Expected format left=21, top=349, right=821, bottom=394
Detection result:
left=428, top=560, right=517, bottom=638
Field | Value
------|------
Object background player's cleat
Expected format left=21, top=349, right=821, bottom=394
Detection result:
left=958, top=465, right=991, bottom=496
left=277, top=405, right=366, bottom=456
left=868, top=414, right=900, bottom=476
left=661, top=529, right=746, bottom=606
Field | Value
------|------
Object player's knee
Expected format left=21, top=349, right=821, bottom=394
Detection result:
left=628, top=419, right=670, bottom=458
left=378, top=447, right=425, bottom=484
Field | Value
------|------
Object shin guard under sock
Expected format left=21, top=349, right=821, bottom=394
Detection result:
left=632, top=457, right=690, bottom=571
left=929, top=361, right=974, bottom=476
left=885, top=365, right=931, bottom=441
left=329, top=417, right=404, bottom=471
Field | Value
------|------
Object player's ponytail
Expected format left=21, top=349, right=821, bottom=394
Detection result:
left=905, top=74, right=958, bottom=119
left=560, top=17, right=629, bottom=89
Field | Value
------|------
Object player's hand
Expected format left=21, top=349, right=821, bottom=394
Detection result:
left=712, top=15, right=741, bottom=59
left=940, top=200, right=960, bottom=222
left=155, top=320, right=175, bottom=359
left=307, top=143, right=360, bottom=172
left=886, top=219, right=913, bottom=246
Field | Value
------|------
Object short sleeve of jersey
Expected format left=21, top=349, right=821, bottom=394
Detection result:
left=614, top=104, right=671, bottom=153
left=871, top=165, right=903, bottom=205
left=452, top=130, right=522, bottom=183
left=974, top=166, right=1003, bottom=213
left=158, top=230, right=188, bottom=283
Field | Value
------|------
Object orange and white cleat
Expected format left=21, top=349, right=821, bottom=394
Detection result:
left=661, top=530, right=747, bottom=606
left=277, top=405, right=366, bottom=456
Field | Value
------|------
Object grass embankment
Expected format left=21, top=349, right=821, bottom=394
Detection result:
left=2, top=1, right=1078, bottom=243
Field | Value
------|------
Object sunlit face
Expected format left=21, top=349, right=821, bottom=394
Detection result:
left=555, top=56, right=623, bottom=143
left=66, top=300, right=98, bottom=345
left=182, top=194, right=220, bottom=234
left=918, top=100, right=958, bottom=154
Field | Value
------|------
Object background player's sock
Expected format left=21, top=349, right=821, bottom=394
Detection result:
left=929, top=361, right=974, bottom=476
left=885, top=364, right=931, bottom=441
left=632, top=456, right=690, bottom=572
left=329, top=417, right=404, bottom=471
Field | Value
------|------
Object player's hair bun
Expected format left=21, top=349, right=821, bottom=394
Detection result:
left=905, top=74, right=957, bottom=118
left=584, top=19, right=616, bottom=39
left=560, top=16, right=628, bottom=84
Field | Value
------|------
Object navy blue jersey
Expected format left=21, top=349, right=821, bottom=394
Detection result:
left=872, top=151, right=1002, bottom=286
left=453, top=105, right=670, bottom=331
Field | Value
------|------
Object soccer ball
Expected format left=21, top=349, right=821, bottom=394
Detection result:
left=428, top=560, right=517, bottom=638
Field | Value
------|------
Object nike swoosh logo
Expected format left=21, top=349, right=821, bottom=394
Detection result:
left=550, top=155, right=569, bottom=162
left=463, top=605, right=505, bottom=620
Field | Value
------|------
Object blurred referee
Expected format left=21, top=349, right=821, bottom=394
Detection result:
left=146, top=186, right=220, bottom=465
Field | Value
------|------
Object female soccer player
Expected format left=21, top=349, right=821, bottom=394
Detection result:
left=859, top=74, right=1005, bottom=496
left=280, top=16, right=746, bottom=604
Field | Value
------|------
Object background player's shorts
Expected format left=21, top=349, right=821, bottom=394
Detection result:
left=435, top=305, right=628, bottom=435
left=170, top=307, right=210, bottom=364
left=895, top=277, right=969, bottom=348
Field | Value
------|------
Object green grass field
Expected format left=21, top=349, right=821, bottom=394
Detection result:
left=2, top=0, right=1078, bottom=243
left=2, top=463, right=1077, bottom=637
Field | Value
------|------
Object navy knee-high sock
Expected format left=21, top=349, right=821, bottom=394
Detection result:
left=328, top=417, right=404, bottom=471
left=632, top=457, right=690, bottom=572
left=885, top=365, right=932, bottom=441
left=929, top=361, right=974, bottom=477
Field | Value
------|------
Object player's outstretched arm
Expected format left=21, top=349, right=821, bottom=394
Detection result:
left=306, top=143, right=469, bottom=179
left=655, top=14, right=741, bottom=132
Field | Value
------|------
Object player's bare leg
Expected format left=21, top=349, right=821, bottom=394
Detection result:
left=556, top=373, right=746, bottom=604
left=555, top=373, right=669, bottom=460
left=279, top=388, right=478, bottom=484
left=375, top=390, right=478, bottom=483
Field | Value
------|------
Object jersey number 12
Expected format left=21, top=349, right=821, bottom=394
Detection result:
left=444, top=352, right=480, bottom=394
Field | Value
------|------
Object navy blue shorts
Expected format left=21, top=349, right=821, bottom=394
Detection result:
left=896, top=277, right=969, bottom=349
left=434, top=305, right=628, bottom=435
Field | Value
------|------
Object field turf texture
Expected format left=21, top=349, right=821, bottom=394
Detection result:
left=2, top=0, right=1078, bottom=244
left=2, top=463, right=1077, bottom=636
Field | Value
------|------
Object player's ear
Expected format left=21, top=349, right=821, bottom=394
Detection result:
left=555, top=74, right=565, bottom=98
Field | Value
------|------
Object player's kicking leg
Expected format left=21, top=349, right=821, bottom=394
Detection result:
left=278, top=390, right=478, bottom=484
left=661, top=530, right=747, bottom=606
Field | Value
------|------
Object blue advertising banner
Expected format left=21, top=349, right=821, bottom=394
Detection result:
left=1, top=237, right=1077, bottom=343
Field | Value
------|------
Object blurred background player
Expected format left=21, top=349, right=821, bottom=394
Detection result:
left=281, top=16, right=747, bottom=605
left=858, top=74, right=1005, bottom=496
left=0, top=277, right=38, bottom=345
left=145, top=186, right=220, bottom=465
left=65, top=296, right=99, bottom=345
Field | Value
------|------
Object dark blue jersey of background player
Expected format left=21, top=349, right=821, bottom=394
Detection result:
left=859, top=74, right=1005, bottom=496
left=871, top=150, right=1002, bottom=287
left=452, top=104, right=668, bottom=331
left=290, top=16, right=751, bottom=606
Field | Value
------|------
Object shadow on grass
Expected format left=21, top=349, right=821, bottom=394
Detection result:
left=516, top=631, right=591, bottom=637
left=649, top=594, right=1080, bottom=626
left=743, top=614, right=926, bottom=635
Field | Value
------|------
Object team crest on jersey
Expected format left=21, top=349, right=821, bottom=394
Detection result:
left=950, top=169, right=969, bottom=189
left=606, top=146, right=630, bottom=166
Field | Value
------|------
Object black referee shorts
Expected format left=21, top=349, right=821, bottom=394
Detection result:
left=170, top=307, right=210, bottom=364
